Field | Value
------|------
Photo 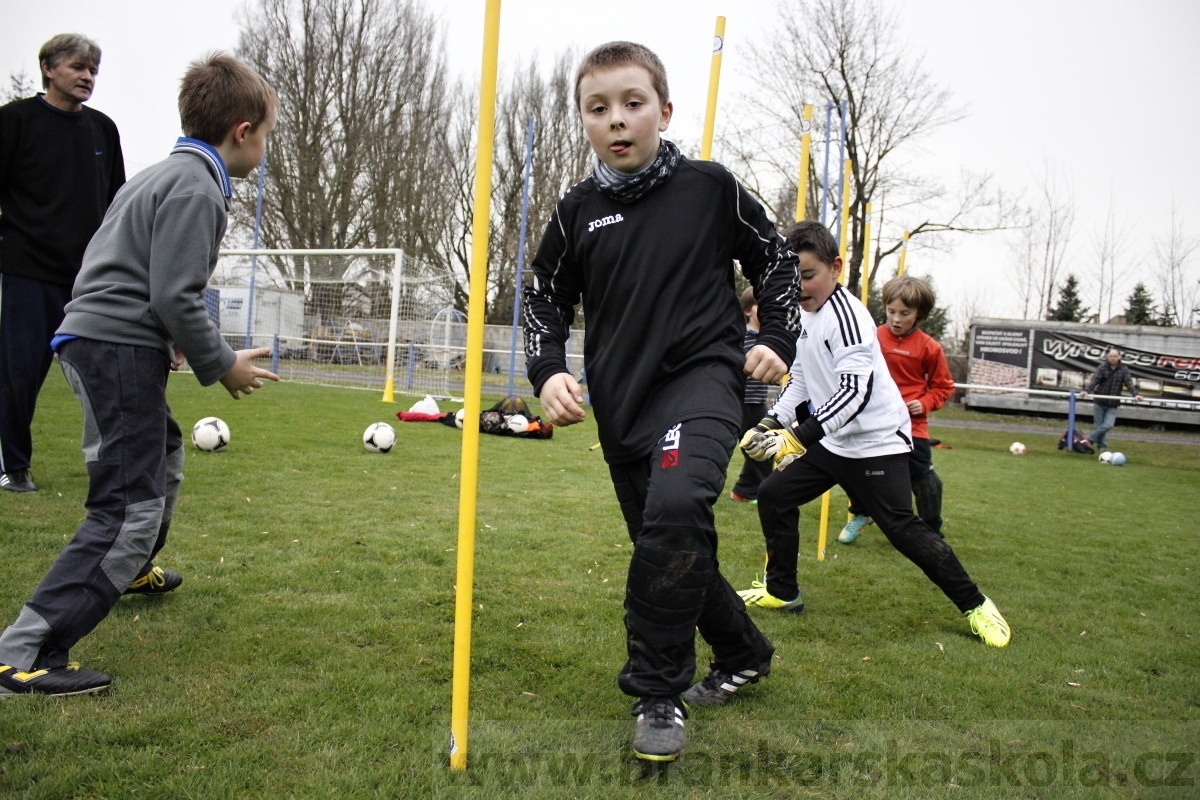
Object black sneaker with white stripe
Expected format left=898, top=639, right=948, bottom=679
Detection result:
left=682, top=659, right=771, bottom=707
left=0, top=469, right=37, bottom=493
left=631, top=695, right=687, bottom=761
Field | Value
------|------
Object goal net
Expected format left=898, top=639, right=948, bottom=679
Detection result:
left=202, top=249, right=584, bottom=401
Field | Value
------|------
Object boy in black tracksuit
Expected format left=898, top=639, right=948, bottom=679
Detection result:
left=523, top=42, right=800, bottom=762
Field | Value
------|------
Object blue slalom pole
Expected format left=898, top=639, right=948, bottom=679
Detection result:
left=245, top=149, right=268, bottom=348
left=1066, top=390, right=1077, bottom=451
left=507, top=116, right=536, bottom=397
left=835, top=100, right=847, bottom=243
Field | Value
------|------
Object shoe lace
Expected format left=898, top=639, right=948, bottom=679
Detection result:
left=146, top=567, right=166, bottom=588
left=635, top=698, right=683, bottom=726
left=968, top=605, right=998, bottom=635
left=701, top=670, right=733, bottom=692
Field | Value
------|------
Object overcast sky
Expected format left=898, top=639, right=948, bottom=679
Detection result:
left=4, top=0, right=1198, bottom=325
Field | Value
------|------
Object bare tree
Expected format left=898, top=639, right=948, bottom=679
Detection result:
left=1006, top=165, right=1075, bottom=320
left=445, top=53, right=592, bottom=323
left=234, top=0, right=459, bottom=319
left=1, top=70, right=36, bottom=105
left=1153, top=201, right=1199, bottom=328
left=1089, top=198, right=1135, bottom=323
left=720, top=0, right=1015, bottom=296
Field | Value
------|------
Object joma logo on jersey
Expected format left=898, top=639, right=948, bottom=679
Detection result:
left=661, top=424, right=682, bottom=468
left=587, top=214, right=624, bottom=232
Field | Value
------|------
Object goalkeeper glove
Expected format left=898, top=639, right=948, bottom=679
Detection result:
left=771, top=430, right=807, bottom=470
left=739, top=416, right=783, bottom=459
left=741, top=417, right=807, bottom=468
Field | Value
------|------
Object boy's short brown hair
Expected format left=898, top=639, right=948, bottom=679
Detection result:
left=739, top=286, right=757, bottom=314
left=881, top=275, right=935, bottom=321
left=39, top=33, right=101, bottom=89
left=781, top=220, right=839, bottom=266
left=574, top=41, right=669, bottom=111
left=179, top=52, right=277, bottom=146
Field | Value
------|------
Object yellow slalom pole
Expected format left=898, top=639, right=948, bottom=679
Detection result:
left=699, top=17, right=726, bottom=161
left=450, top=0, right=501, bottom=772
left=381, top=251, right=403, bottom=403
left=897, top=231, right=910, bottom=276
left=794, top=104, right=813, bottom=222
left=861, top=203, right=872, bottom=306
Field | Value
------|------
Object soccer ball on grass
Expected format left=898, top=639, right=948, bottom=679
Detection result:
left=1109, top=452, right=1127, bottom=466
left=363, top=422, right=396, bottom=453
left=1008, top=442, right=1025, bottom=455
left=191, top=417, right=230, bottom=452
left=1099, top=451, right=1113, bottom=464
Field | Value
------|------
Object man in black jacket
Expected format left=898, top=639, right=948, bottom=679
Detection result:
left=523, top=41, right=800, bottom=762
left=0, top=33, right=125, bottom=492
left=1082, top=348, right=1143, bottom=451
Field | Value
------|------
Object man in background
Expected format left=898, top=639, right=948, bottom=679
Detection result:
left=0, top=33, right=125, bottom=492
left=1082, top=348, right=1143, bottom=452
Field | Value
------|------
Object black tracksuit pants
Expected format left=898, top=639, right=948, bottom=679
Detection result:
left=609, top=417, right=774, bottom=699
left=848, top=437, right=944, bottom=533
left=757, top=441, right=984, bottom=613
left=0, top=339, right=183, bottom=671
left=0, top=274, right=72, bottom=475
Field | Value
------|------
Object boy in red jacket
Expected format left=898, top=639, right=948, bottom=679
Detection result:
left=839, top=276, right=955, bottom=543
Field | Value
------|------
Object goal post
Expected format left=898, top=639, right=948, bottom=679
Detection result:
left=214, top=248, right=449, bottom=399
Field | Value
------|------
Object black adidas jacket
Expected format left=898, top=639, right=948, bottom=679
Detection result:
left=523, top=156, right=800, bottom=463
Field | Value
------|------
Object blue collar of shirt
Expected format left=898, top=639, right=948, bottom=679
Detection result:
left=171, top=137, right=233, bottom=198
left=36, top=94, right=83, bottom=117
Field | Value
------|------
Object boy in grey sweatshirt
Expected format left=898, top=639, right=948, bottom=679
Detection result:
left=0, top=53, right=279, bottom=697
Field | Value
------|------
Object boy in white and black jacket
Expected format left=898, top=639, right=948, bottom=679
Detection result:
left=737, top=221, right=1011, bottom=648
left=523, top=42, right=800, bottom=762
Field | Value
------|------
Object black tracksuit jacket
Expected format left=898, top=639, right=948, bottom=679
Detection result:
left=523, top=155, right=800, bottom=463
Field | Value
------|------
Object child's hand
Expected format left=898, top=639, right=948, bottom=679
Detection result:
left=906, top=399, right=924, bottom=416
left=744, top=345, right=787, bottom=384
left=220, top=347, right=280, bottom=399
left=171, top=346, right=185, bottom=371
left=539, top=372, right=586, bottom=426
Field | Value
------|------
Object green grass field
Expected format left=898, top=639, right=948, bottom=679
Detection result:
left=1, top=375, right=1197, bottom=799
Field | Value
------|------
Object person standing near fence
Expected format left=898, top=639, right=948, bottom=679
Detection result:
left=1081, top=348, right=1143, bottom=452
left=0, top=34, right=125, bottom=493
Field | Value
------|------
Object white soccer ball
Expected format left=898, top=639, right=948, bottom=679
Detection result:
left=192, top=417, right=230, bottom=452
left=1099, top=451, right=1113, bottom=464
left=454, top=409, right=466, bottom=429
left=1109, top=452, right=1127, bottom=466
left=1009, top=441, right=1026, bottom=455
left=362, top=422, right=396, bottom=453
left=505, top=413, right=528, bottom=433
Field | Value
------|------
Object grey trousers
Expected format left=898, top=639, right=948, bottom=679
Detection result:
left=0, top=339, right=183, bottom=670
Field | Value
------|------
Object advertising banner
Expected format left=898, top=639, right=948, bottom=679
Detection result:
left=969, top=324, right=1200, bottom=402
left=1029, top=331, right=1199, bottom=400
